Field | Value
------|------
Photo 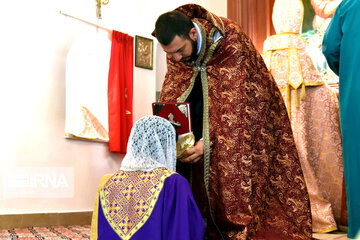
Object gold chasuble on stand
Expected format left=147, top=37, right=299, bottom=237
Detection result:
left=263, top=0, right=344, bottom=233
left=155, top=4, right=313, bottom=240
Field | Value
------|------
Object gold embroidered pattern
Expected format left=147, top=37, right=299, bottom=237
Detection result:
left=99, top=167, right=175, bottom=240
left=272, top=0, right=304, bottom=34
left=263, top=34, right=324, bottom=116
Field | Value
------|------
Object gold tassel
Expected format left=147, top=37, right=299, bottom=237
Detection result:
left=294, top=86, right=299, bottom=108
left=286, top=84, right=291, bottom=118
left=301, top=83, right=306, bottom=101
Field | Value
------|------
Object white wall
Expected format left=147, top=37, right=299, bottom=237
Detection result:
left=0, top=0, right=226, bottom=214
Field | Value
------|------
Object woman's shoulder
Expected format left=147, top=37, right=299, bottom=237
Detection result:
left=164, top=171, right=191, bottom=189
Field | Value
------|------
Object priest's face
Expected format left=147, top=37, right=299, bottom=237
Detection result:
left=160, top=28, right=198, bottom=63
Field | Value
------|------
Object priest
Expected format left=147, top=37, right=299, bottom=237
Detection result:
left=153, top=4, right=313, bottom=240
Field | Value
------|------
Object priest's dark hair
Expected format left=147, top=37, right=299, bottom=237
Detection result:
left=155, top=11, right=194, bottom=46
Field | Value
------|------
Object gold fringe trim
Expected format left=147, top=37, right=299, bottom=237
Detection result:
left=283, top=82, right=306, bottom=118
left=285, top=84, right=291, bottom=119
left=294, top=85, right=299, bottom=108
left=90, top=174, right=113, bottom=240
left=301, top=82, right=306, bottom=100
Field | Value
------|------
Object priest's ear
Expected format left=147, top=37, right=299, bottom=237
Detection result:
left=189, top=27, right=197, bottom=41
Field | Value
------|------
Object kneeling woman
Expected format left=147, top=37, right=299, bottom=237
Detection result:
left=91, top=116, right=205, bottom=240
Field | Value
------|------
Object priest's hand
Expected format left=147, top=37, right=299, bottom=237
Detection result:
left=179, top=140, right=204, bottom=164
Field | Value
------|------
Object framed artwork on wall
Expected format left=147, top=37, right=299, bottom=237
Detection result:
left=135, top=35, right=153, bottom=70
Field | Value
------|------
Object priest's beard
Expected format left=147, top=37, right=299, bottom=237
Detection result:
left=182, top=39, right=198, bottom=63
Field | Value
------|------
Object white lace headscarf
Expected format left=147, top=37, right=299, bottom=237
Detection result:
left=120, top=116, right=177, bottom=172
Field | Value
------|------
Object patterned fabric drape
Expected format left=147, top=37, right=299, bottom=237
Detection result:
left=263, top=0, right=344, bottom=233
left=108, top=31, right=134, bottom=153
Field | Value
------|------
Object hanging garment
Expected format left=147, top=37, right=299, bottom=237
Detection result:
left=263, top=0, right=344, bottom=233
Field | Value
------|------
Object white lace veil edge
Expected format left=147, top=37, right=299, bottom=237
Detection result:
left=120, top=115, right=177, bottom=172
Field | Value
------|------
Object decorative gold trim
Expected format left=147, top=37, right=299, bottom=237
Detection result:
left=202, top=40, right=221, bottom=193
left=277, top=32, right=302, bottom=35
left=286, top=84, right=291, bottom=118
left=313, top=226, right=338, bottom=234
left=178, top=73, right=197, bottom=103
left=219, top=17, right=225, bottom=36
left=177, top=20, right=224, bottom=239
left=95, top=0, right=109, bottom=19
left=298, top=0, right=305, bottom=33
left=185, top=21, right=223, bottom=192
left=279, top=81, right=325, bottom=118
left=263, top=50, right=272, bottom=70
left=287, top=48, right=303, bottom=90
left=99, top=169, right=175, bottom=240
left=263, top=34, right=308, bottom=52
left=90, top=174, right=113, bottom=240
left=278, top=82, right=325, bottom=92
left=208, top=12, right=226, bottom=36
left=304, top=82, right=325, bottom=86
left=201, top=31, right=224, bottom=240
left=208, top=28, right=216, bottom=46
left=267, top=43, right=325, bottom=116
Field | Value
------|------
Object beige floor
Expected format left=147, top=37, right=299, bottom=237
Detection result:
left=313, top=231, right=348, bottom=240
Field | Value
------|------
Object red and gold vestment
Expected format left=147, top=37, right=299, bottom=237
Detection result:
left=156, top=4, right=313, bottom=240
